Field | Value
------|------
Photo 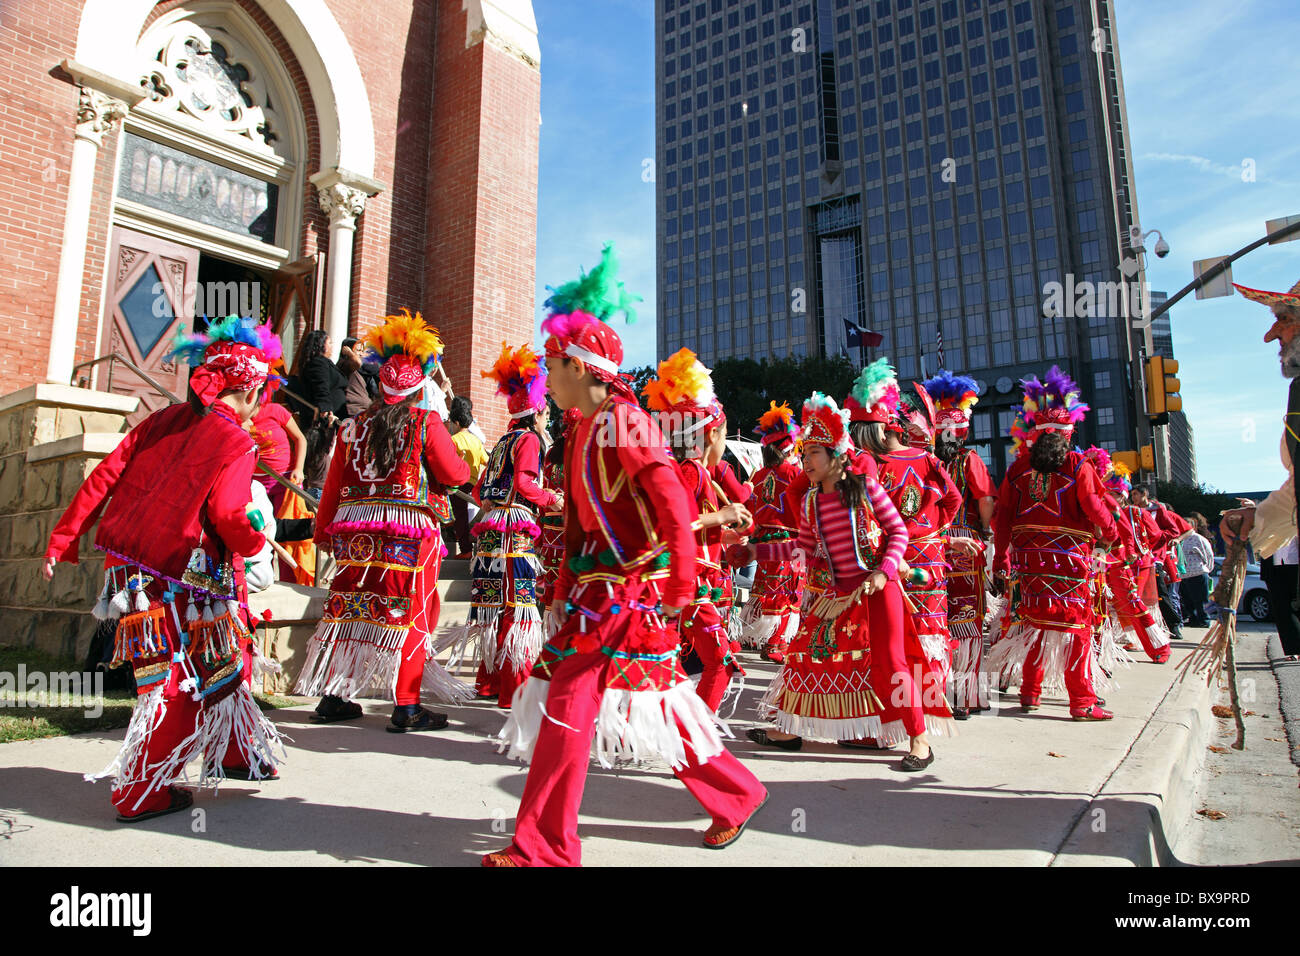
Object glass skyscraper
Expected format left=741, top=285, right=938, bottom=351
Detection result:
left=655, top=0, right=1146, bottom=477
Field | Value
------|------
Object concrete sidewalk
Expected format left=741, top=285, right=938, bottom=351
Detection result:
left=0, top=630, right=1217, bottom=867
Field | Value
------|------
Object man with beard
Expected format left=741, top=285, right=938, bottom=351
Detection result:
left=987, top=368, right=1119, bottom=720
left=924, top=371, right=996, bottom=717
left=1220, top=278, right=1300, bottom=659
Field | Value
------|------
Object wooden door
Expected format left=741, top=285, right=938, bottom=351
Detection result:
left=99, top=227, right=199, bottom=422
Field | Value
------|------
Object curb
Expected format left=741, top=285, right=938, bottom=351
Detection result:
left=1050, top=658, right=1216, bottom=867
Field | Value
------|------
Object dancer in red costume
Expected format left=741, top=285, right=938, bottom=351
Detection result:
left=643, top=348, right=751, bottom=713
left=737, top=402, right=804, bottom=663
left=485, top=246, right=766, bottom=866
left=845, top=359, right=960, bottom=737
left=295, top=311, right=471, bottom=731
left=45, top=315, right=285, bottom=821
left=986, top=367, right=1119, bottom=720
left=924, top=370, right=996, bottom=717
left=1099, top=460, right=1172, bottom=663
left=1121, top=484, right=1171, bottom=609
left=446, top=343, right=558, bottom=710
left=536, top=407, right=582, bottom=609
left=741, top=393, right=945, bottom=769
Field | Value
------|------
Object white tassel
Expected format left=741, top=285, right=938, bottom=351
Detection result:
left=202, top=601, right=215, bottom=623
left=185, top=600, right=200, bottom=624
left=226, top=600, right=241, bottom=620
left=109, top=589, right=131, bottom=619
left=134, top=588, right=150, bottom=613
left=91, top=577, right=111, bottom=621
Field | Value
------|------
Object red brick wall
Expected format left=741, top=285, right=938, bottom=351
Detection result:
left=0, top=0, right=109, bottom=386
left=423, top=1, right=540, bottom=441
left=0, top=0, right=540, bottom=441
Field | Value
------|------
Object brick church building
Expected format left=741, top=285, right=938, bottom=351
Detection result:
left=0, top=0, right=540, bottom=438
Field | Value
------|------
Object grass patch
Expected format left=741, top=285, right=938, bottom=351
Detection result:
left=0, top=645, right=299, bottom=745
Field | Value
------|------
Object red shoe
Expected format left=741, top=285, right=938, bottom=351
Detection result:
left=1151, top=648, right=1171, bottom=664
left=1020, top=696, right=1041, bottom=712
left=1071, top=704, right=1113, bottom=721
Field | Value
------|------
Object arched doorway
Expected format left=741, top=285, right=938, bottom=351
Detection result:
left=98, top=7, right=314, bottom=417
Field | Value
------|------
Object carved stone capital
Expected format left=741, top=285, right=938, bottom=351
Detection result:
left=74, top=88, right=128, bottom=146
left=317, top=181, right=367, bottom=227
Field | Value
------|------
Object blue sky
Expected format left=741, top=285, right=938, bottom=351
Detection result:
left=531, top=0, right=1299, bottom=493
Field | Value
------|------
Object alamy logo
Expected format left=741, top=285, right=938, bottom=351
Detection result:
left=49, top=886, right=151, bottom=936
left=0, top=665, right=103, bottom=718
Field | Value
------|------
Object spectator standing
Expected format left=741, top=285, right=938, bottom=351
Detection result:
left=340, top=336, right=379, bottom=418
left=291, top=329, right=347, bottom=491
left=446, top=396, right=487, bottom=557
left=1178, top=513, right=1214, bottom=628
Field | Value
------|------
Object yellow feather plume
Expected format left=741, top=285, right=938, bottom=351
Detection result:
left=642, top=347, right=715, bottom=412
left=361, top=308, right=444, bottom=369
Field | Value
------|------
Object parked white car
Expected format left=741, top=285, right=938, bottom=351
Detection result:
left=1210, top=557, right=1271, bottom=622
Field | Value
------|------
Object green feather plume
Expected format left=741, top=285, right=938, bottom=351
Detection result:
left=543, top=243, right=643, bottom=323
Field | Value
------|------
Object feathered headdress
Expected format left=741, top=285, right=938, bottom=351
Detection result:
left=360, top=309, right=445, bottom=405
left=362, top=308, right=444, bottom=372
left=800, top=392, right=852, bottom=457
left=1019, top=365, right=1089, bottom=439
left=540, top=244, right=642, bottom=399
left=1105, top=460, right=1133, bottom=494
left=1008, top=407, right=1033, bottom=460
left=166, top=314, right=273, bottom=407
left=643, top=348, right=723, bottom=445
left=754, top=401, right=800, bottom=448
left=1083, top=445, right=1113, bottom=482
left=844, top=357, right=900, bottom=425
left=899, top=381, right=937, bottom=447
left=923, top=370, right=980, bottom=439
left=481, top=341, right=547, bottom=418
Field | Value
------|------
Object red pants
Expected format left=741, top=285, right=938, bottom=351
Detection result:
left=1020, top=631, right=1097, bottom=710
left=868, top=582, right=927, bottom=739
left=683, top=602, right=733, bottom=712
left=1106, top=563, right=1167, bottom=661
left=112, top=642, right=255, bottom=816
left=393, top=547, right=446, bottom=706
left=505, top=650, right=767, bottom=866
left=473, top=659, right=530, bottom=709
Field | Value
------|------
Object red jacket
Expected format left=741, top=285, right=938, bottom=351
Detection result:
left=47, top=400, right=265, bottom=581
left=314, top=405, right=468, bottom=542
left=946, top=447, right=995, bottom=531
left=746, top=460, right=802, bottom=534
left=993, top=451, right=1118, bottom=575
left=877, top=446, right=962, bottom=541
left=553, top=394, right=698, bottom=608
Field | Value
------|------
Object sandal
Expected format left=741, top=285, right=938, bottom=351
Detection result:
left=116, top=786, right=193, bottom=824
left=221, top=762, right=278, bottom=781
left=746, top=728, right=802, bottom=751
left=387, top=706, right=450, bottom=733
left=481, top=849, right=521, bottom=867
left=703, top=792, right=769, bottom=849
left=898, top=747, right=935, bottom=772
left=310, top=696, right=364, bottom=724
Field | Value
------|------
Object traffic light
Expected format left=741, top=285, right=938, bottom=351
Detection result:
left=1144, top=356, right=1182, bottom=425
left=1140, top=444, right=1155, bottom=471
left=1112, top=450, right=1139, bottom=475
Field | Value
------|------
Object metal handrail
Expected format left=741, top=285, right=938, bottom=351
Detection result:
left=71, top=352, right=183, bottom=404
left=68, top=351, right=320, bottom=509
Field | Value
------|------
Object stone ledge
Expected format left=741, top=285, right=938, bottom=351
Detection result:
left=248, top=581, right=329, bottom=623
left=26, top=432, right=124, bottom=463
left=0, top=383, right=138, bottom=417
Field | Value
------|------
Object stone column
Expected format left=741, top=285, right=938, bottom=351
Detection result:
left=46, top=88, right=128, bottom=385
left=312, top=171, right=381, bottom=361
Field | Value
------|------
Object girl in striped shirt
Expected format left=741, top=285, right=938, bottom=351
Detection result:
left=735, top=393, right=939, bottom=771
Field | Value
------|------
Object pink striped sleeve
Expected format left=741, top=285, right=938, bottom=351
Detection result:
left=865, top=475, right=908, bottom=580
